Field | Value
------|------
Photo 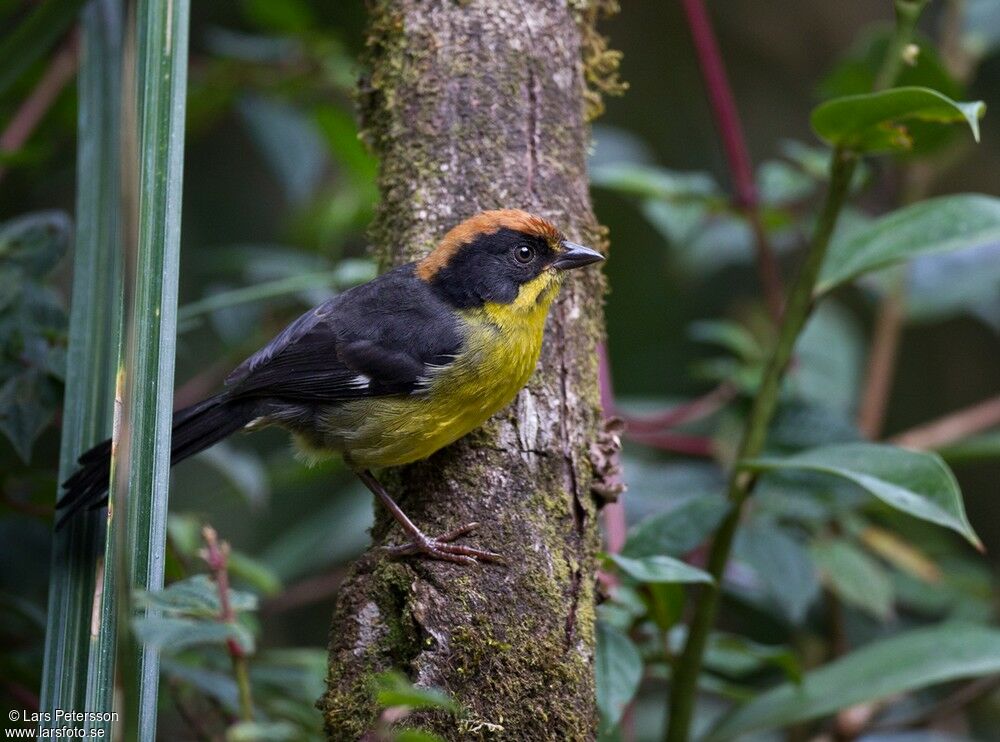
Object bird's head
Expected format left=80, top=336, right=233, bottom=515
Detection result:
left=416, top=209, right=604, bottom=315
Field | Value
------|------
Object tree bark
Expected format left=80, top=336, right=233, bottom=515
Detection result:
left=320, top=2, right=617, bottom=739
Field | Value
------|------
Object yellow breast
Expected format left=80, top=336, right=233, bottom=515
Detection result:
left=320, top=270, right=560, bottom=469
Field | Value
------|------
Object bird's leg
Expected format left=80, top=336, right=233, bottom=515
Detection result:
left=356, top=469, right=503, bottom=566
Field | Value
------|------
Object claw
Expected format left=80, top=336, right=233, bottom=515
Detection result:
left=384, top=522, right=504, bottom=565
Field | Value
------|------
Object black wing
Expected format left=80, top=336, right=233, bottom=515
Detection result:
left=225, top=263, right=464, bottom=403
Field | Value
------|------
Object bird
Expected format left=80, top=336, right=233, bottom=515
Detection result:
left=57, top=209, right=604, bottom=564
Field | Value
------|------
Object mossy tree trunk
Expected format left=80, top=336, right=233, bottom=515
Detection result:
left=320, top=2, right=617, bottom=738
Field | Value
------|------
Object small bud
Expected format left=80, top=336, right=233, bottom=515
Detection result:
left=902, top=43, right=920, bottom=66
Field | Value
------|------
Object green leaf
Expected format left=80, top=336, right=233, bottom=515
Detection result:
left=0, top=370, right=59, bottom=462
left=756, top=160, right=816, bottom=205
left=790, top=301, right=864, bottom=415
left=374, top=671, right=458, bottom=713
left=688, top=320, right=762, bottom=362
left=817, top=194, right=1000, bottom=294
left=811, top=87, right=985, bottom=153
left=704, top=633, right=802, bottom=683
left=226, top=551, right=282, bottom=597
left=705, top=623, right=1000, bottom=740
left=644, top=582, right=684, bottom=632
left=161, top=659, right=239, bottom=712
left=621, top=494, right=730, bottom=559
left=134, top=575, right=258, bottom=618
left=0, top=211, right=72, bottom=278
left=733, top=521, right=820, bottom=624
left=810, top=539, right=894, bottom=620
left=819, top=27, right=962, bottom=101
left=238, top=95, right=328, bottom=204
left=607, top=554, right=712, bottom=584
left=938, top=430, right=1000, bottom=464
left=742, top=443, right=981, bottom=548
left=590, top=162, right=720, bottom=202
left=883, top=241, right=1000, bottom=322
left=132, top=615, right=255, bottom=654
left=226, top=721, right=300, bottom=742
left=595, top=621, right=643, bottom=728
left=0, top=211, right=71, bottom=278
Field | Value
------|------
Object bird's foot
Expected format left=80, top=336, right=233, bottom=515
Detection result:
left=384, top=522, right=504, bottom=566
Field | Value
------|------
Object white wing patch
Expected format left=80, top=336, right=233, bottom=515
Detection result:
left=348, top=373, right=371, bottom=390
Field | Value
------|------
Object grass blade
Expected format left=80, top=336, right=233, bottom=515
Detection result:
left=107, top=0, right=190, bottom=737
left=39, top=0, right=123, bottom=730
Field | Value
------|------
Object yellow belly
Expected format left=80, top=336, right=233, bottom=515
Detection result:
left=312, top=298, right=551, bottom=469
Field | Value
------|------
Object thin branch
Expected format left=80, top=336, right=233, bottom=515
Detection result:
left=679, top=0, right=784, bottom=321
left=200, top=526, right=254, bottom=723
left=857, top=285, right=905, bottom=438
left=873, top=0, right=931, bottom=92
left=890, top=394, right=1000, bottom=451
left=619, top=383, right=735, bottom=434
left=626, top=430, right=716, bottom=457
left=0, top=31, right=79, bottom=185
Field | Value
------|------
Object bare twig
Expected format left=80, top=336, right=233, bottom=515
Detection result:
left=626, top=430, right=716, bottom=457
left=890, top=394, right=1000, bottom=451
left=679, top=0, right=784, bottom=321
left=200, top=526, right=254, bottom=722
left=857, top=286, right=905, bottom=438
left=0, top=31, right=79, bottom=185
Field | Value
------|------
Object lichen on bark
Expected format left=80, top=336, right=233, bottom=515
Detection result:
left=320, top=2, right=615, bottom=739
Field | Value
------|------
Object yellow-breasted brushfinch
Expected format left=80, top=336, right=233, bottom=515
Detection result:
left=59, top=209, right=604, bottom=564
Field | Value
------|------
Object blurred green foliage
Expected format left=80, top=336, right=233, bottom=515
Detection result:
left=1, top=1, right=1000, bottom=740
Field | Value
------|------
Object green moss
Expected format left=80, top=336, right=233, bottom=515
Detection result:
left=571, top=0, right=628, bottom=121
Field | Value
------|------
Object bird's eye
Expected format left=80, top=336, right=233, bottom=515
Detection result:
left=514, top=244, right=535, bottom=264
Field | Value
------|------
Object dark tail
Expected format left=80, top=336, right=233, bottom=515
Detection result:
left=56, top=395, right=258, bottom=529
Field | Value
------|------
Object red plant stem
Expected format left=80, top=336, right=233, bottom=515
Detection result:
left=201, top=527, right=253, bottom=721
left=679, top=0, right=784, bottom=321
left=0, top=31, right=79, bottom=185
left=625, top=431, right=715, bottom=457
left=621, top=383, right=735, bottom=434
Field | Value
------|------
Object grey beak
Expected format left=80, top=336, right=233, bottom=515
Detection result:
left=552, top=240, right=605, bottom=270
